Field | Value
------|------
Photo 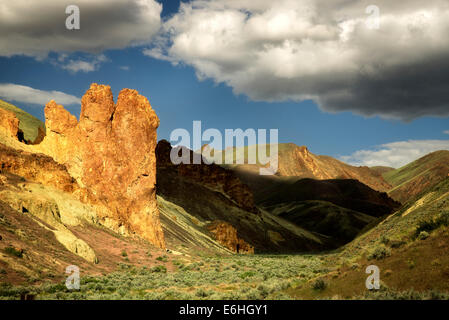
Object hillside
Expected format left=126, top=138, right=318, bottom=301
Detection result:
left=266, top=200, right=377, bottom=245
left=156, top=140, right=330, bottom=253
left=383, top=150, right=449, bottom=203
left=284, top=175, right=449, bottom=299
left=260, top=178, right=400, bottom=217
left=210, top=143, right=392, bottom=192
left=370, top=166, right=395, bottom=176
left=256, top=178, right=400, bottom=245
left=0, top=99, right=45, bottom=143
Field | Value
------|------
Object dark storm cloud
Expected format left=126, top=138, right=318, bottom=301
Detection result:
left=145, top=0, right=449, bottom=120
left=0, top=0, right=162, bottom=58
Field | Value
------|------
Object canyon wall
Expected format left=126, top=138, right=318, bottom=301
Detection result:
left=0, top=84, right=165, bottom=249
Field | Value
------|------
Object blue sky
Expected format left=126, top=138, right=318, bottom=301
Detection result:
left=1, top=0, right=449, bottom=168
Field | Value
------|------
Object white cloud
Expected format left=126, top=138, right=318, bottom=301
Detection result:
left=119, top=66, right=130, bottom=71
left=0, top=83, right=80, bottom=106
left=340, top=140, right=449, bottom=168
left=60, top=54, right=109, bottom=73
left=0, top=0, right=162, bottom=58
left=444, top=130, right=449, bottom=135
left=146, top=0, right=449, bottom=120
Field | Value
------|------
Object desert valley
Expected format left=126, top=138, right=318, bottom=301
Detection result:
left=0, top=84, right=448, bottom=300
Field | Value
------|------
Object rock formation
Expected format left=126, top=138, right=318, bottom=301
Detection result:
left=0, top=143, right=77, bottom=193
left=156, top=140, right=259, bottom=214
left=0, top=108, right=20, bottom=139
left=36, top=84, right=165, bottom=248
left=206, top=221, right=254, bottom=254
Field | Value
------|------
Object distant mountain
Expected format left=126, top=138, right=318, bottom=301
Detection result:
left=383, top=150, right=449, bottom=203
left=211, top=143, right=392, bottom=192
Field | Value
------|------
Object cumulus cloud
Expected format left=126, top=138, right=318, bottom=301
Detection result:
left=444, top=130, right=449, bottom=135
left=145, top=0, right=449, bottom=120
left=0, top=83, right=80, bottom=106
left=59, top=54, right=109, bottom=73
left=340, top=139, right=449, bottom=168
left=0, top=0, right=162, bottom=58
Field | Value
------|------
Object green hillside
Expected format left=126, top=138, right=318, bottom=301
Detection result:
left=370, top=166, right=395, bottom=176
left=383, top=150, right=449, bottom=203
left=267, top=200, right=377, bottom=245
left=0, top=99, right=45, bottom=142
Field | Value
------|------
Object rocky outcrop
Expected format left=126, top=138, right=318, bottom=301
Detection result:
left=36, top=84, right=165, bottom=248
left=0, top=189, right=98, bottom=263
left=0, top=143, right=77, bottom=193
left=156, top=140, right=259, bottom=214
left=206, top=221, right=254, bottom=254
left=0, top=108, right=20, bottom=140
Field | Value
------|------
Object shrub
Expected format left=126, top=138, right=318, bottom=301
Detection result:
left=351, top=263, right=360, bottom=270
left=156, top=255, right=168, bottom=262
left=3, top=246, right=23, bottom=258
left=151, top=266, right=167, bottom=273
left=414, top=211, right=449, bottom=238
left=257, top=285, right=269, bottom=298
left=367, top=245, right=391, bottom=260
left=121, top=250, right=128, bottom=257
left=418, top=231, right=429, bottom=240
left=380, top=236, right=390, bottom=245
left=195, top=288, right=209, bottom=298
left=389, top=240, right=406, bottom=248
left=312, top=279, right=327, bottom=291
left=239, top=271, right=256, bottom=279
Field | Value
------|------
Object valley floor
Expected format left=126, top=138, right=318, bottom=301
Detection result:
left=2, top=226, right=449, bottom=300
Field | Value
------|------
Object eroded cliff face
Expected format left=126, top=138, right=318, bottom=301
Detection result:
left=156, top=140, right=259, bottom=214
left=0, top=84, right=165, bottom=249
left=36, top=84, right=165, bottom=248
left=0, top=143, right=77, bottom=193
left=0, top=108, right=20, bottom=140
left=206, top=221, right=254, bottom=254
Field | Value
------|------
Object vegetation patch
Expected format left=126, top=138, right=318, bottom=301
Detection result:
left=3, top=246, right=23, bottom=258
left=413, top=211, right=449, bottom=239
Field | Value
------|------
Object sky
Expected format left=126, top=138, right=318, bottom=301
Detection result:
left=1, top=0, right=449, bottom=168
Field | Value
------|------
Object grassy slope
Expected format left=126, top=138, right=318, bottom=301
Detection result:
left=384, top=150, right=449, bottom=186
left=286, top=177, right=449, bottom=299
left=268, top=200, right=377, bottom=245
left=383, top=150, right=449, bottom=203
left=260, top=178, right=400, bottom=217
left=0, top=99, right=45, bottom=142
left=370, top=166, right=395, bottom=176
